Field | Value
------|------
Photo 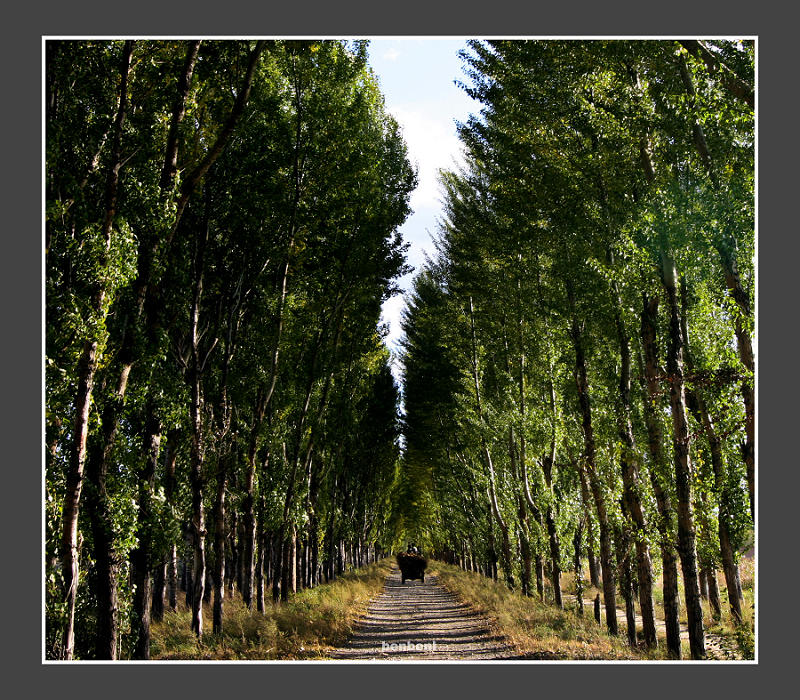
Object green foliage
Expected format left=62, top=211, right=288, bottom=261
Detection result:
left=46, top=39, right=413, bottom=659
left=400, top=39, right=754, bottom=656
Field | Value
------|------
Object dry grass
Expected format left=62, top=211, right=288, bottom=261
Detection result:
left=151, top=558, right=392, bottom=660
left=705, top=556, right=756, bottom=658
left=431, top=562, right=661, bottom=660
left=150, top=554, right=755, bottom=661
left=649, top=556, right=756, bottom=659
left=562, top=555, right=756, bottom=659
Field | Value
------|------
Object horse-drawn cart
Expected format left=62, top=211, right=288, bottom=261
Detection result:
left=396, top=552, right=427, bottom=583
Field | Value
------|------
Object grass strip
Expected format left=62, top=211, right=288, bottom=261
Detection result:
left=151, top=558, right=392, bottom=660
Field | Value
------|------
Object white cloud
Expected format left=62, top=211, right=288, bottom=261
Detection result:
left=391, top=106, right=465, bottom=210
left=382, top=47, right=401, bottom=62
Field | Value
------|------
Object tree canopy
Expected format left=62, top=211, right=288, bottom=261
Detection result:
left=46, top=39, right=414, bottom=659
left=399, top=39, right=754, bottom=659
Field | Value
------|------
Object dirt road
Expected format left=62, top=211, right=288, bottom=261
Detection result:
left=330, top=565, right=741, bottom=660
left=329, top=568, right=513, bottom=660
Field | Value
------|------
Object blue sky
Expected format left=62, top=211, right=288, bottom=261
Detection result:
left=365, top=39, right=480, bottom=365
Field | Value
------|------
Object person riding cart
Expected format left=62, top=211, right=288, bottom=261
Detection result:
left=397, top=547, right=426, bottom=584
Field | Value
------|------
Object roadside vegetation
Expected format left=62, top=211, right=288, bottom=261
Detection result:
left=433, top=561, right=655, bottom=659
left=435, top=553, right=754, bottom=660
left=151, top=554, right=753, bottom=661
left=152, top=558, right=392, bottom=660
left=696, top=554, right=755, bottom=658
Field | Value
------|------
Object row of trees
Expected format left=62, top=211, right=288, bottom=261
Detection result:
left=399, top=40, right=754, bottom=659
left=45, top=39, right=415, bottom=659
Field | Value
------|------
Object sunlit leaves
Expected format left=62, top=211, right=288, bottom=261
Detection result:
left=400, top=40, right=754, bottom=602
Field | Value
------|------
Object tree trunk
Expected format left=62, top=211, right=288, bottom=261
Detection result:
left=188, top=435, right=206, bottom=635
left=573, top=520, right=584, bottom=616
left=541, top=370, right=562, bottom=608
left=60, top=339, right=98, bottom=659
left=325, top=498, right=336, bottom=583
left=578, top=467, right=601, bottom=590
left=541, top=459, right=562, bottom=608
left=237, top=513, right=246, bottom=595
left=152, top=564, right=166, bottom=622
left=517, top=512, right=533, bottom=597
left=212, top=454, right=228, bottom=635
left=131, top=405, right=161, bottom=659
left=59, top=41, right=134, bottom=660
left=616, top=527, right=638, bottom=648
left=84, top=361, right=133, bottom=659
left=469, top=296, right=514, bottom=589
left=704, top=565, right=722, bottom=619
left=544, top=509, right=560, bottom=607
left=510, top=304, right=540, bottom=600
left=160, top=40, right=202, bottom=190
left=227, top=511, right=237, bottom=597
left=609, top=266, right=657, bottom=648
left=276, top=535, right=288, bottom=602
left=582, top=427, right=615, bottom=635
left=182, top=554, right=192, bottom=607
left=256, top=522, right=266, bottom=613
left=85, top=418, right=122, bottom=660
left=241, top=406, right=260, bottom=609
left=187, top=201, right=211, bottom=639
left=576, top=464, right=600, bottom=622
left=568, top=286, right=617, bottom=636
left=719, top=245, right=755, bottom=522
left=272, top=533, right=285, bottom=602
left=166, top=545, right=177, bottom=612
left=486, top=511, right=499, bottom=582
left=640, top=292, right=683, bottom=658
left=188, top=330, right=206, bottom=638
left=661, top=251, right=706, bottom=659
left=679, top=278, right=745, bottom=624
left=163, top=431, right=180, bottom=614
left=300, top=536, right=308, bottom=589
left=509, top=432, right=532, bottom=596
left=279, top=529, right=297, bottom=600
left=309, top=511, right=320, bottom=589
left=290, top=526, right=298, bottom=594
left=720, top=522, right=744, bottom=619
left=204, top=559, right=213, bottom=604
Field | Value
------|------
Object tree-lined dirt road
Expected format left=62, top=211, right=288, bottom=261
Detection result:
left=329, top=568, right=514, bottom=660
